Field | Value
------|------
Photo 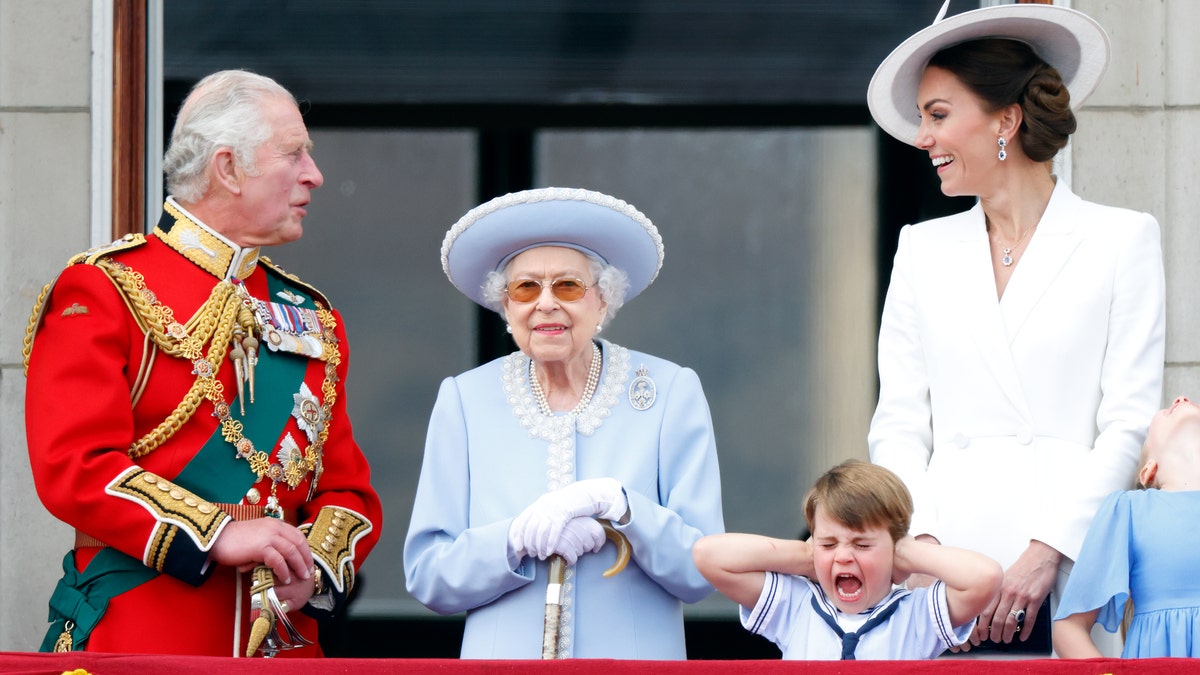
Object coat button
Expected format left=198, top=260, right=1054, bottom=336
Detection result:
left=953, top=433, right=969, bottom=448
left=1017, top=430, right=1034, bottom=445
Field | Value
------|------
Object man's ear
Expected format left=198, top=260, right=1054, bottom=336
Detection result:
left=210, top=146, right=243, bottom=194
left=1138, top=459, right=1158, bottom=488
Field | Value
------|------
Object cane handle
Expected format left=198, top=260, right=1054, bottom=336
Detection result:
left=599, top=519, right=631, bottom=578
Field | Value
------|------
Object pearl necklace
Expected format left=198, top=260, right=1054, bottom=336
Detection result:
left=529, top=342, right=602, bottom=416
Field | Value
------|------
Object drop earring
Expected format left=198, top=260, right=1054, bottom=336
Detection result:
left=997, top=137, right=1008, bottom=161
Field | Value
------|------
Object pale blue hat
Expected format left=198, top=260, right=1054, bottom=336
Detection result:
left=441, top=187, right=664, bottom=308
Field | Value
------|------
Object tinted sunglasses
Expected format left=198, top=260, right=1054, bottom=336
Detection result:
left=505, top=278, right=592, bottom=303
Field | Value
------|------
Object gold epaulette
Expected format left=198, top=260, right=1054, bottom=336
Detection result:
left=69, top=232, right=148, bottom=266
left=23, top=234, right=149, bottom=374
left=259, top=256, right=332, bottom=309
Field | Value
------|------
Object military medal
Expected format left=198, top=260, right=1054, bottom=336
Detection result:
left=53, top=620, right=75, bottom=652
left=279, top=433, right=308, bottom=488
left=292, top=383, right=327, bottom=442
left=250, top=298, right=325, bottom=358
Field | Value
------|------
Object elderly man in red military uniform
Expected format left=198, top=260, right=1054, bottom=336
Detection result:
left=23, top=69, right=382, bottom=657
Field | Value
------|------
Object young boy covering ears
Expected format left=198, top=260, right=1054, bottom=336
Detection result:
left=693, top=459, right=1002, bottom=659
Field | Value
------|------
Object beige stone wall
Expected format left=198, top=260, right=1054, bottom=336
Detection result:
left=0, top=0, right=91, bottom=651
left=1075, top=0, right=1192, bottom=404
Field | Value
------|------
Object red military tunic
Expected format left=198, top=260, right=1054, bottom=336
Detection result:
left=24, top=199, right=382, bottom=656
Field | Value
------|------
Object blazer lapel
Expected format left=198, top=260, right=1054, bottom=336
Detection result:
left=943, top=203, right=1035, bottom=422
left=1000, top=180, right=1084, bottom=344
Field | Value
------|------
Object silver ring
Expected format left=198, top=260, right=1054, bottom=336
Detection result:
left=1009, top=608, right=1026, bottom=623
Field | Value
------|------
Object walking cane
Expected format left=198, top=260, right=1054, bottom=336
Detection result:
left=541, top=519, right=631, bottom=659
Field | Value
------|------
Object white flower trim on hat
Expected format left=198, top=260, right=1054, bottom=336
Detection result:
left=440, top=187, right=664, bottom=282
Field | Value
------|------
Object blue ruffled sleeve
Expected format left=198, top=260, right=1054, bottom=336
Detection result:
left=1054, top=489, right=1133, bottom=632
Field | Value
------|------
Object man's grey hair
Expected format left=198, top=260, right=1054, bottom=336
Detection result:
left=481, top=251, right=630, bottom=328
left=162, top=70, right=297, bottom=203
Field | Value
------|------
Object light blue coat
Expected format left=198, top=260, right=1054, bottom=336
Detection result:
left=404, top=340, right=725, bottom=659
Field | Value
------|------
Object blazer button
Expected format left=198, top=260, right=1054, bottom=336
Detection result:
left=1017, top=430, right=1034, bottom=445
left=953, top=433, right=969, bottom=449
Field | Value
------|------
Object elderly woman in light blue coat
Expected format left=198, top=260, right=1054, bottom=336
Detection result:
left=404, top=188, right=725, bottom=659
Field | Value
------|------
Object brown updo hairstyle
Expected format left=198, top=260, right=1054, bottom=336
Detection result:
left=928, top=38, right=1076, bottom=163
left=803, top=459, right=913, bottom=543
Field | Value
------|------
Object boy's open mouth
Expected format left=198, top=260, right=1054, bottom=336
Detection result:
left=835, top=573, right=864, bottom=601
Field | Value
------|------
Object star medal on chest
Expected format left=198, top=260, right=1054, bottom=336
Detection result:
left=292, top=383, right=327, bottom=498
left=293, top=383, right=327, bottom=441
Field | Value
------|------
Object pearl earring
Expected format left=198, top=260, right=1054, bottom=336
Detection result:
left=506, top=324, right=513, bottom=334
left=595, top=324, right=602, bottom=334
left=997, top=137, right=1008, bottom=161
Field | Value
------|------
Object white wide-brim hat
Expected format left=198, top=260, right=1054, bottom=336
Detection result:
left=441, top=187, right=664, bottom=308
left=868, top=1, right=1110, bottom=146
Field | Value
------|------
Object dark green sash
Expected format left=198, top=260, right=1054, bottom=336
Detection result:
left=40, top=271, right=314, bottom=651
left=40, top=549, right=156, bottom=652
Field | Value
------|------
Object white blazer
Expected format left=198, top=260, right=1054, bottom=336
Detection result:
left=869, top=179, right=1165, bottom=569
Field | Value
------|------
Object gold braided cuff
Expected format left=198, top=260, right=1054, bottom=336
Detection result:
left=301, top=506, right=373, bottom=595
left=106, top=468, right=230, bottom=559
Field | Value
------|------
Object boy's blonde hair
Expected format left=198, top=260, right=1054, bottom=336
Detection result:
left=803, top=459, right=913, bottom=542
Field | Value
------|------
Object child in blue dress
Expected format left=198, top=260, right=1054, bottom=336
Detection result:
left=693, top=460, right=1003, bottom=659
left=1054, top=395, right=1200, bottom=658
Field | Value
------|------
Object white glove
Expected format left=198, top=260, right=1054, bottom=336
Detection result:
left=551, top=517, right=607, bottom=565
left=509, top=478, right=627, bottom=560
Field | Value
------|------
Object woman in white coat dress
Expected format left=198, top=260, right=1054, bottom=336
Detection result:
left=404, top=187, right=725, bottom=659
left=865, top=3, right=1165, bottom=654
